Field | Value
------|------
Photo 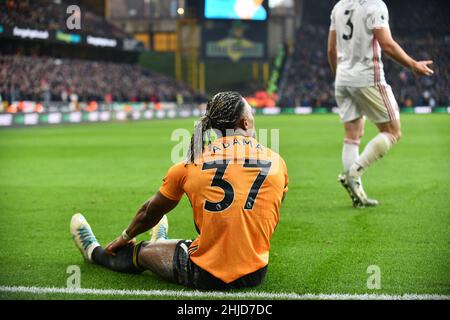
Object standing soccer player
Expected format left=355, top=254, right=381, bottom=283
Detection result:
left=327, top=0, right=434, bottom=207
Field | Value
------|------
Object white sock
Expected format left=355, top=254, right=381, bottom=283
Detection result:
left=87, top=243, right=100, bottom=262
left=342, top=139, right=360, bottom=172
left=349, top=132, right=397, bottom=178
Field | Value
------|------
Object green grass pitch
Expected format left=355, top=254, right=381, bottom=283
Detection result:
left=0, top=114, right=449, bottom=299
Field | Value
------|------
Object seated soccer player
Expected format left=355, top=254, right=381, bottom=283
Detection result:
left=70, top=91, right=289, bottom=290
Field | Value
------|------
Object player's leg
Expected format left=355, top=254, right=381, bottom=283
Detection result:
left=348, top=85, right=400, bottom=178
left=335, top=86, right=365, bottom=206
left=136, top=240, right=180, bottom=281
left=337, top=118, right=365, bottom=207
left=346, top=122, right=398, bottom=207
left=71, top=213, right=178, bottom=277
left=71, top=213, right=144, bottom=273
left=90, top=240, right=182, bottom=279
left=91, top=242, right=144, bottom=274
left=346, top=86, right=400, bottom=205
left=342, top=117, right=365, bottom=172
left=91, top=239, right=182, bottom=280
left=375, top=119, right=401, bottom=141
left=350, top=119, right=400, bottom=177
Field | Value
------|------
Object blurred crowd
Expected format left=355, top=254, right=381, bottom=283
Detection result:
left=279, top=0, right=450, bottom=108
left=0, top=0, right=129, bottom=39
left=0, top=54, right=198, bottom=103
left=280, top=24, right=335, bottom=108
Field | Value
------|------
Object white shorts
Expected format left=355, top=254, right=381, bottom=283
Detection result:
left=335, top=85, right=400, bottom=123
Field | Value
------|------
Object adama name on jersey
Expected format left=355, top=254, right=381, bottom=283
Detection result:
left=207, top=137, right=265, bottom=154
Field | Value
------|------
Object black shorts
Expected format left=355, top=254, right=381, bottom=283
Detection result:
left=173, top=240, right=267, bottom=291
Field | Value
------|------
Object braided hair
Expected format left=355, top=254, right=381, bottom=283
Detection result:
left=187, top=91, right=245, bottom=164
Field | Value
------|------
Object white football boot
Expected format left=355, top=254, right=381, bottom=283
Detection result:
left=70, top=213, right=100, bottom=262
left=338, top=173, right=361, bottom=208
left=149, top=215, right=169, bottom=243
left=357, top=179, right=379, bottom=207
left=345, top=173, right=379, bottom=207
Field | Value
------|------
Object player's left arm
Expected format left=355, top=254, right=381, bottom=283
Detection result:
left=373, top=27, right=433, bottom=76
left=368, top=2, right=433, bottom=76
left=327, top=30, right=338, bottom=76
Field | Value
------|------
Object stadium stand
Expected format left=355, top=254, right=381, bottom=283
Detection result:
left=0, top=54, right=197, bottom=103
left=279, top=0, right=450, bottom=108
left=0, top=0, right=129, bottom=39
left=0, top=0, right=203, bottom=106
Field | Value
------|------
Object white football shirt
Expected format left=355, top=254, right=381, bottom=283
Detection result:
left=330, top=0, right=390, bottom=87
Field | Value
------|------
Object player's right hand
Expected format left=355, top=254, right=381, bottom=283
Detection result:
left=105, top=236, right=132, bottom=256
left=412, top=60, right=434, bottom=76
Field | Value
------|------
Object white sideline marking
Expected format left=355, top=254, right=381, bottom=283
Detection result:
left=0, top=285, right=448, bottom=300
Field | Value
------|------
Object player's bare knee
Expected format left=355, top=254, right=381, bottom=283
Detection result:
left=382, top=129, right=401, bottom=143
left=389, top=128, right=401, bottom=142
left=345, top=129, right=361, bottom=141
